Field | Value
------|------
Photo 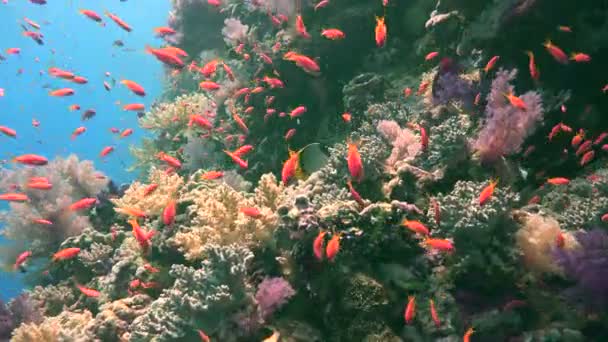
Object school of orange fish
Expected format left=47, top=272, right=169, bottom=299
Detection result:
left=2, top=1, right=608, bottom=340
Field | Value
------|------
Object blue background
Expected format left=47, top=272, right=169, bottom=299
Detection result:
left=0, top=0, right=170, bottom=301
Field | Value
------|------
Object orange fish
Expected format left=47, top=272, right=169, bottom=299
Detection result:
left=543, top=39, right=568, bottom=64
left=69, top=198, right=97, bottom=211
left=163, top=200, right=176, bottom=226
left=27, top=181, right=52, bottom=190
left=142, top=183, right=158, bottom=196
left=49, top=67, right=75, bottom=79
left=188, top=114, right=213, bottom=130
left=143, top=263, right=160, bottom=273
left=402, top=219, right=429, bottom=236
left=105, top=11, right=132, bottom=32
left=463, top=327, right=475, bottom=342
left=76, top=284, right=100, bottom=297
left=296, top=15, right=311, bottom=39
left=347, top=141, right=364, bottom=182
left=425, top=51, right=439, bottom=61
left=570, top=52, right=591, bottom=63
left=0, top=125, right=17, bottom=138
left=429, top=299, right=441, bottom=327
left=71, top=126, right=86, bottom=140
left=282, top=149, right=301, bottom=185
left=13, top=251, right=31, bottom=270
left=263, top=76, right=284, bottom=89
left=114, top=206, right=147, bottom=218
left=342, top=112, right=352, bottom=123
left=240, top=207, right=262, bottom=219
left=52, top=247, right=81, bottom=261
left=403, top=87, right=412, bottom=98
left=222, top=63, right=235, bottom=81
left=504, top=92, right=527, bottom=111
left=224, top=150, right=248, bottom=169
left=157, top=152, right=181, bottom=168
left=80, top=9, right=102, bottom=22
left=233, top=144, right=253, bottom=157
left=13, top=154, right=48, bottom=165
left=198, top=330, right=211, bottom=342
left=120, top=128, right=134, bottom=138
left=23, top=17, right=41, bottom=30
left=49, top=88, right=75, bottom=96
left=555, top=231, right=565, bottom=248
left=33, top=218, right=53, bottom=225
left=313, top=231, right=326, bottom=261
left=479, top=179, right=497, bottom=206
left=580, top=150, right=595, bottom=166
left=283, top=52, right=320, bottom=74
left=314, top=0, right=329, bottom=10
left=200, top=81, right=221, bottom=91
left=423, top=238, right=454, bottom=252
left=557, top=25, right=572, bottom=32
left=284, top=128, right=296, bottom=140
left=123, top=103, right=145, bottom=111
left=0, top=193, right=28, bottom=202
left=375, top=16, right=387, bottom=47
left=571, top=130, right=584, bottom=148
left=154, top=26, right=176, bottom=36
left=121, top=80, right=145, bottom=96
left=145, top=45, right=185, bottom=68
left=321, top=28, right=345, bottom=40
left=200, top=59, right=219, bottom=78
left=346, top=179, right=365, bottom=208
left=129, top=219, right=154, bottom=251
left=404, top=296, right=416, bottom=324
left=419, top=126, right=429, bottom=150
left=325, top=233, right=341, bottom=261
left=71, top=76, right=88, bottom=84
left=484, top=55, right=500, bottom=73
left=546, top=177, right=569, bottom=185
left=6, top=48, right=20, bottom=55
left=161, top=46, right=188, bottom=58
left=201, top=171, right=224, bottom=180
left=232, top=112, right=249, bottom=134
left=417, top=81, right=429, bottom=95
left=290, top=106, right=307, bottom=118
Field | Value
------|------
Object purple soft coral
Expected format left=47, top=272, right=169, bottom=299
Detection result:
left=473, top=68, right=543, bottom=163
left=432, top=71, right=475, bottom=106
left=553, top=229, right=608, bottom=310
left=255, top=277, right=295, bottom=319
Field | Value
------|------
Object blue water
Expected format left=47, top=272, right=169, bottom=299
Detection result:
left=0, top=0, right=170, bottom=301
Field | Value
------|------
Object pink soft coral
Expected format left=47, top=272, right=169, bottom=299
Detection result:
left=377, top=120, right=422, bottom=170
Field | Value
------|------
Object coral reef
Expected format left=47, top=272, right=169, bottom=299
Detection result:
left=6, top=0, right=608, bottom=341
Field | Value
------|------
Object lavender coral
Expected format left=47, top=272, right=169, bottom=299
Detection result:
left=221, top=18, right=249, bottom=46
left=255, top=277, right=295, bottom=319
left=473, top=69, right=543, bottom=163
left=553, top=229, right=608, bottom=310
left=0, top=155, right=108, bottom=262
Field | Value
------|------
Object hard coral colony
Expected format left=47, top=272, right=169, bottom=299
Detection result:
left=1, top=0, right=608, bottom=341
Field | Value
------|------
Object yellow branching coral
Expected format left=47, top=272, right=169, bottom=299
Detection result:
left=170, top=173, right=282, bottom=261
left=11, top=310, right=93, bottom=342
left=514, top=211, right=578, bottom=274
left=110, top=168, right=183, bottom=217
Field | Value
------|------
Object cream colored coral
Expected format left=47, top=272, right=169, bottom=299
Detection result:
left=110, top=168, right=183, bottom=217
left=11, top=310, right=93, bottom=342
left=514, top=211, right=578, bottom=274
left=139, top=92, right=215, bottom=132
left=170, top=173, right=281, bottom=260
